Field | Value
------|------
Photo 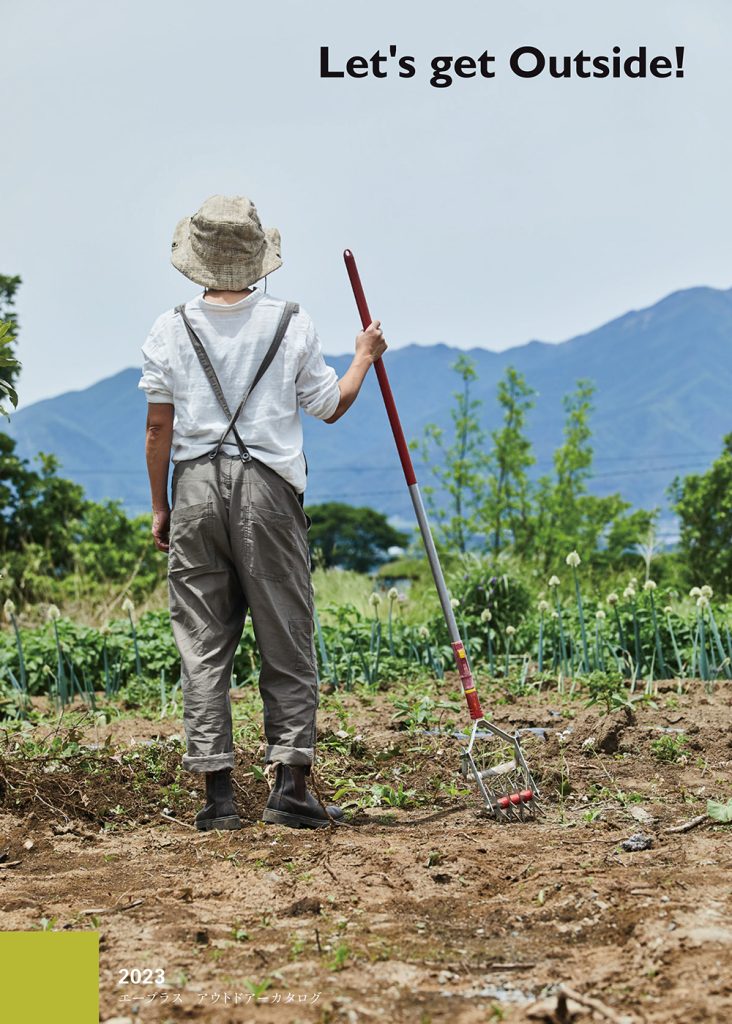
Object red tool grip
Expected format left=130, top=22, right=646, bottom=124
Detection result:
left=343, top=250, right=417, bottom=487
left=497, top=790, right=534, bottom=809
left=451, top=641, right=484, bottom=720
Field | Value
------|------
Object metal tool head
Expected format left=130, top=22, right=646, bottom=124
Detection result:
left=460, top=719, right=542, bottom=822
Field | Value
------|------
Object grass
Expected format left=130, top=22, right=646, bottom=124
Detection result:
left=311, top=567, right=380, bottom=622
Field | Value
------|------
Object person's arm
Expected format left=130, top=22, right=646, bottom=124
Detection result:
left=324, top=320, right=387, bottom=424
left=145, top=402, right=174, bottom=552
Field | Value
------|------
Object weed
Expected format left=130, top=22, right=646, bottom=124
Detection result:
left=650, top=734, right=689, bottom=763
left=587, top=782, right=644, bottom=808
left=437, top=778, right=471, bottom=800
left=243, top=978, right=272, bottom=998
left=369, top=782, right=417, bottom=808
left=367, top=939, right=393, bottom=962
left=391, top=695, right=460, bottom=732
left=290, top=936, right=306, bottom=959
left=583, top=671, right=633, bottom=715
left=329, top=942, right=351, bottom=971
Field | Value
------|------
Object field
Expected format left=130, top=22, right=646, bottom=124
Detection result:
left=1, top=673, right=731, bottom=1024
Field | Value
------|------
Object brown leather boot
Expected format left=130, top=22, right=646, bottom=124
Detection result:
left=194, top=768, right=242, bottom=831
left=262, top=764, right=344, bottom=829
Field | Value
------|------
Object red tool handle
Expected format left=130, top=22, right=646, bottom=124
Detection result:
left=343, top=250, right=417, bottom=487
left=343, top=248, right=484, bottom=723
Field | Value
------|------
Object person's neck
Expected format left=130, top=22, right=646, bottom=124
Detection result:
left=203, top=288, right=254, bottom=305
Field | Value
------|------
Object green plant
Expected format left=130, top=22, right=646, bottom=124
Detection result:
left=329, top=942, right=351, bottom=972
left=367, top=782, right=417, bottom=808
left=390, top=695, right=459, bottom=732
left=583, top=670, right=631, bottom=715
left=672, top=434, right=732, bottom=596
left=650, top=734, right=689, bottom=764
left=290, top=936, right=306, bottom=959
left=411, top=355, right=490, bottom=553
left=707, top=798, right=732, bottom=823
left=243, top=978, right=272, bottom=998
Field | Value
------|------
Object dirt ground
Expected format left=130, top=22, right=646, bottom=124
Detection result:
left=1, top=680, right=731, bottom=1024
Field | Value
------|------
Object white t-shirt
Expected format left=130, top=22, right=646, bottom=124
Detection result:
left=138, top=289, right=340, bottom=493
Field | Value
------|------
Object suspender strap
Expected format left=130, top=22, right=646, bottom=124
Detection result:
left=175, top=303, right=249, bottom=460
left=175, top=300, right=299, bottom=463
left=211, top=300, right=298, bottom=461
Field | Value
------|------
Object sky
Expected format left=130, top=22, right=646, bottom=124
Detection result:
left=2, top=0, right=731, bottom=407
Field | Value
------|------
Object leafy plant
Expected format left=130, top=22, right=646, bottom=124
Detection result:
left=707, top=799, right=732, bottom=823
left=650, top=734, right=689, bottom=764
left=0, top=320, right=21, bottom=418
left=243, top=978, right=272, bottom=998
left=328, top=942, right=351, bottom=972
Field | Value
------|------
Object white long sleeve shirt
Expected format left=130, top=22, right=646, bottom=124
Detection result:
left=138, top=289, right=340, bottom=493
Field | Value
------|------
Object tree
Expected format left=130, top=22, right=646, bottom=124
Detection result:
left=535, top=380, right=595, bottom=563
left=411, top=355, right=489, bottom=552
left=672, top=433, right=732, bottom=594
left=70, top=500, right=166, bottom=594
left=0, top=278, right=84, bottom=587
left=306, top=502, right=409, bottom=573
left=0, top=274, right=34, bottom=554
left=0, top=274, right=22, bottom=414
left=483, top=366, right=536, bottom=556
left=9, top=453, right=86, bottom=572
left=534, top=380, right=654, bottom=570
left=0, top=323, right=20, bottom=419
left=0, top=274, right=168, bottom=604
left=0, top=274, right=22, bottom=418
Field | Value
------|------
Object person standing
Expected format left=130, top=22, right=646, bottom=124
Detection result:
left=139, top=195, right=386, bottom=830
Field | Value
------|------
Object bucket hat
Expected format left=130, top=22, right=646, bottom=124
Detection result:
left=171, top=195, right=282, bottom=290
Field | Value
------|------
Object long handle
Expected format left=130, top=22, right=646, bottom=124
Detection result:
left=343, top=249, right=484, bottom=721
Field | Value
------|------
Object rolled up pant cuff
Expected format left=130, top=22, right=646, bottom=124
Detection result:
left=265, top=745, right=314, bottom=767
left=183, top=752, right=235, bottom=773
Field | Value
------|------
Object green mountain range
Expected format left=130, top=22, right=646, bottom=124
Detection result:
left=8, top=285, right=732, bottom=538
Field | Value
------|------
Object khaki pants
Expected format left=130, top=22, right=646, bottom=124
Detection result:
left=167, top=454, right=318, bottom=773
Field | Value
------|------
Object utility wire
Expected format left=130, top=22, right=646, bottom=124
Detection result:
left=53, top=455, right=717, bottom=477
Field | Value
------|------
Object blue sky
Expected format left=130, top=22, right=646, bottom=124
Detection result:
left=3, top=0, right=731, bottom=406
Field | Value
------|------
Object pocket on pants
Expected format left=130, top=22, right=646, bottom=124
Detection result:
left=168, top=501, right=214, bottom=575
left=289, top=617, right=316, bottom=673
left=245, top=505, right=295, bottom=581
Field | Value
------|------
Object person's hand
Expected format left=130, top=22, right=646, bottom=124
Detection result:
left=152, top=507, right=171, bottom=552
left=356, top=320, right=387, bottom=364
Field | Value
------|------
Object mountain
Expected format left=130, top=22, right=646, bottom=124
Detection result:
left=8, top=285, right=732, bottom=535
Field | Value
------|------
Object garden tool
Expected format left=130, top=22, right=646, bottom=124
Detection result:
left=344, top=250, right=540, bottom=822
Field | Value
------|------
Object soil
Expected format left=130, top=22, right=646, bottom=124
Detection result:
left=1, top=680, right=731, bottom=1024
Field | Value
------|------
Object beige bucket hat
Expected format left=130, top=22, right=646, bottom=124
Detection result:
left=171, top=195, right=282, bottom=291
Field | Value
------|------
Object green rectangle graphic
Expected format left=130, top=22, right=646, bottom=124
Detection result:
left=0, top=932, right=98, bottom=1024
